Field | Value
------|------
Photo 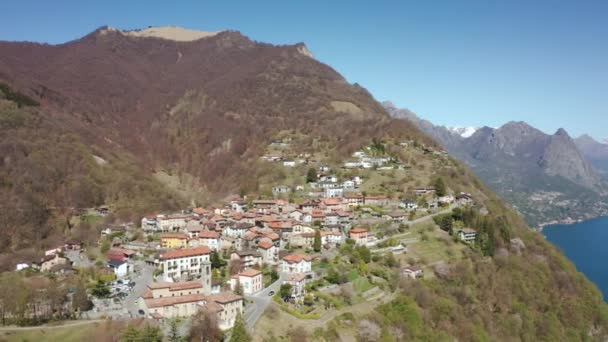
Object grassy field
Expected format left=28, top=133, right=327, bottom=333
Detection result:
left=0, top=320, right=140, bottom=342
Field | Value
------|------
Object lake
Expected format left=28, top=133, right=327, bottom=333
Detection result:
left=543, top=216, right=608, bottom=300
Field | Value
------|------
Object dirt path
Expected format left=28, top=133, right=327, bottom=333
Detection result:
left=0, top=319, right=104, bottom=331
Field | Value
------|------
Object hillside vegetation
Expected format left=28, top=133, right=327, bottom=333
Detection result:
left=0, top=27, right=607, bottom=340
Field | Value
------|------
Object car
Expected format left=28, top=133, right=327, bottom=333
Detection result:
left=138, top=309, right=145, bottom=315
left=268, top=291, right=275, bottom=296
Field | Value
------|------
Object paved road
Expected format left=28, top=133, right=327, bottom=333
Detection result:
left=243, top=274, right=284, bottom=329
left=123, top=260, right=155, bottom=317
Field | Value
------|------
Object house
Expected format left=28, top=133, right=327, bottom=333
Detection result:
left=272, top=185, right=291, bottom=195
left=230, top=200, right=248, bottom=213
left=157, top=214, right=189, bottom=232
left=230, top=250, right=263, bottom=269
left=252, top=200, right=278, bottom=214
left=387, top=211, right=406, bottom=222
left=107, top=247, right=136, bottom=262
left=325, top=187, right=344, bottom=198
left=230, top=269, right=263, bottom=295
left=324, top=212, right=339, bottom=226
left=283, top=273, right=307, bottom=300
left=458, top=228, right=477, bottom=243
left=292, top=223, right=314, bottom=234
left=438, top=195, right=455, bottom=204
left=456, top=193, right=474, bottom=205
left=415, top=187, right=436, bottom=195
left=141, top=216, right=159, bottom=231
left=344, top=194, right=365, bottom=207
left=161, top=234, right=189, bottom=249
left=223, top=223, right=252, bottom=238
left=403, top=266, right=424, bottom=279
left=108, top=259, right=129, bottom=277
left=207, top=292, right=245, bottom=330
left=39, top=253, right=69, bottom=272
left=365, top=195, right=389, bottom=206
left=289, top=233, right=315, bottom=248
left=320, top=231, right=343, bottom=245
left=349, top=228, right=369, bottom=245
left=257, top=241, right=278, bottom=264
left=341, top=180, right=355, bottom=189
left=197, top=230, right=221, bottom=251
left=281, top=254, right=313, bottom=274
left=399, top=200, right=418, bottom=210
left=159, top=246, right=212, bottom=282
left=15, top=263, right=30, bottom=271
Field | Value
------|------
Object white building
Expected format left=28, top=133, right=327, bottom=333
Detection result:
left=257, top=241, right=278, bottom=264
left=325, top=187, right=344, bottom=198
left=230, top=269, right=263, bottom=295
left=281, top=254, right=312, bottom=274
left=160, top=246, right=212, bottom=282
left=109, top=259, right=129, bottom=277
left=197, top=230, right=221, bottom=251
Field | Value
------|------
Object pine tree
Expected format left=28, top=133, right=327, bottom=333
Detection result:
left=313, top=229, right=322, bottom=252
left=229, top=313, right=251, bottom=342
left=234, top=279, right=244, bottom=296
left=306, top=167, right=317, bottom=183
left=167, top=320, right=182, bottom=342
left=434, top=177, right=447, bottom=197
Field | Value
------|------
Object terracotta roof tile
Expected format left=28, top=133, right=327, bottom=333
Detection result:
left=160, top=246, right=211, bottom=260
left=282, top=254, right=313, bottom=263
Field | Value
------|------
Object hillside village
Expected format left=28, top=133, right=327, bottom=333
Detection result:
left=3, top=138, right=488, bottom=339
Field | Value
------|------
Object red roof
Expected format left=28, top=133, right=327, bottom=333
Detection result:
left=258, top=241, right=274, bottom=249
left=238, top=269, right=263, bottom=277
left=198, top=230, right=220, bottom=239
left=160, top=246, right=211, bottom=260
left=160, top=233, right=189, bottom=240
left=350, top=228, right=369, bottom=234
left=322, top=198, right=342, bottom=206
left=282, top=254, right=313, bottom=264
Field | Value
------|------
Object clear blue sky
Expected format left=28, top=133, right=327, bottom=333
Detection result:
left=1, top=0, right=607, bottom=140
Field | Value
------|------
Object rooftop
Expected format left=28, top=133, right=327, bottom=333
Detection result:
left=160, top=246, right=211, bottom=260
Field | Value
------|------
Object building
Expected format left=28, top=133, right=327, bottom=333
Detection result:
left=289, top=233, right=315, bottom=248
left=161, top=234, right=189, bottom=249
left=140, top=280, right=243, bottom=330
left=458, top=228, right=477, bottom=243
left=281, top=254, right=312, bottom=274
left=157, top=214, right=189, bottom=232
left=109, top=259, right=129, bottom=277
left=349, top=228, right=369, bottom=245
left=39, top=253, right=69, bottom=272
left=160, top=246, right=212, bottom=282
left=230, top=250, right=263, bottom=269
left=197, top=230, right=221, bottom=251
left=325, top=187, right=344, bottom=198
left=283, top=273, right=307, bottom=300
left=230, top=269, right=263, bottom=295
left=257, top=241, right=278, bottom=264
left=272, top=185, right=291, bottom=195
left=320, top=231, right=343, bottom=245
left=403, top=266, right=424, bottom=279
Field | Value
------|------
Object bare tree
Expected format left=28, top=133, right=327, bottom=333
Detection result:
left=357, top=319, right=381, bottom=342
left=189, top=308, right=223, bottom=342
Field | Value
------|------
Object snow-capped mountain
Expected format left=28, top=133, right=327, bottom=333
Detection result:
left=447, top=126, right=479, bottom=138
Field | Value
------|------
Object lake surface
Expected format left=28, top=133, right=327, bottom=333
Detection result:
left=543, top=216, right=608, bottom=300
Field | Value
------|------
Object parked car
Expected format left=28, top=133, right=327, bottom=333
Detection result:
left=268, top=291, right=275, bottom=296
left=138, top=309, right=145, bottom=315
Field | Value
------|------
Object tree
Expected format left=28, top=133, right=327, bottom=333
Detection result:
left=270, top=269, right=279, bottom=283
left=121, top=325, right=141, bottom=342
left=190, top=309, right=223, bottom=342
left=141, top=324, right=163, bottom=342
left=279, top=283, right=292, bottom=300
left=229, top=313, right=251, bottom=342
left=313, top=229, right=321, bottom=252
left=211, top=251, right=225, bottom=269
left=434, top=177, right=447, bottom=197
left=167, top=320, right=182, bottom=342
left=306, top=167, right=317, bottom=183
left=234, top=279, right=244, bottom=296
left=440, top=215, right=454, bottom=234
left=91, top=279, right=110, bottom=298
left=72, top=280, right=92, bottom=314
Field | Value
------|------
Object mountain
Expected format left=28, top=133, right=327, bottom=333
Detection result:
left=447, top=126, right=478, bottom=138
left=575, top=134, right=608, bottom=177
left=385, top=102, right=608, bottom=227
left=2, top=27, right=608, bottom=340
left=0, top=26, right=427, bottom=264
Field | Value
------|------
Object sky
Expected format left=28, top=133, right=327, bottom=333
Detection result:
left=1, top=0, right=607, bottom=140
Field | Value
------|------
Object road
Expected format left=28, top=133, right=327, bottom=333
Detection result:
left=243, top=274, right=284, bottom=329
left=123, top=259, right=155, bottom=317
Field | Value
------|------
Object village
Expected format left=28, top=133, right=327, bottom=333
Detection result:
left=7, top=140, right=480, bottom=338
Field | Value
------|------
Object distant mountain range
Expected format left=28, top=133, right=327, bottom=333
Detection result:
left=384, top=101, right=608, bottom=227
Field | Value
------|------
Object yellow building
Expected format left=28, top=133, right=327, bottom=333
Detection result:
left=160, top=233, right=189, bottom=248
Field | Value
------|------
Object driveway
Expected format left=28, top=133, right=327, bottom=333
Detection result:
left=243, top=274, right=284, bottom=329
